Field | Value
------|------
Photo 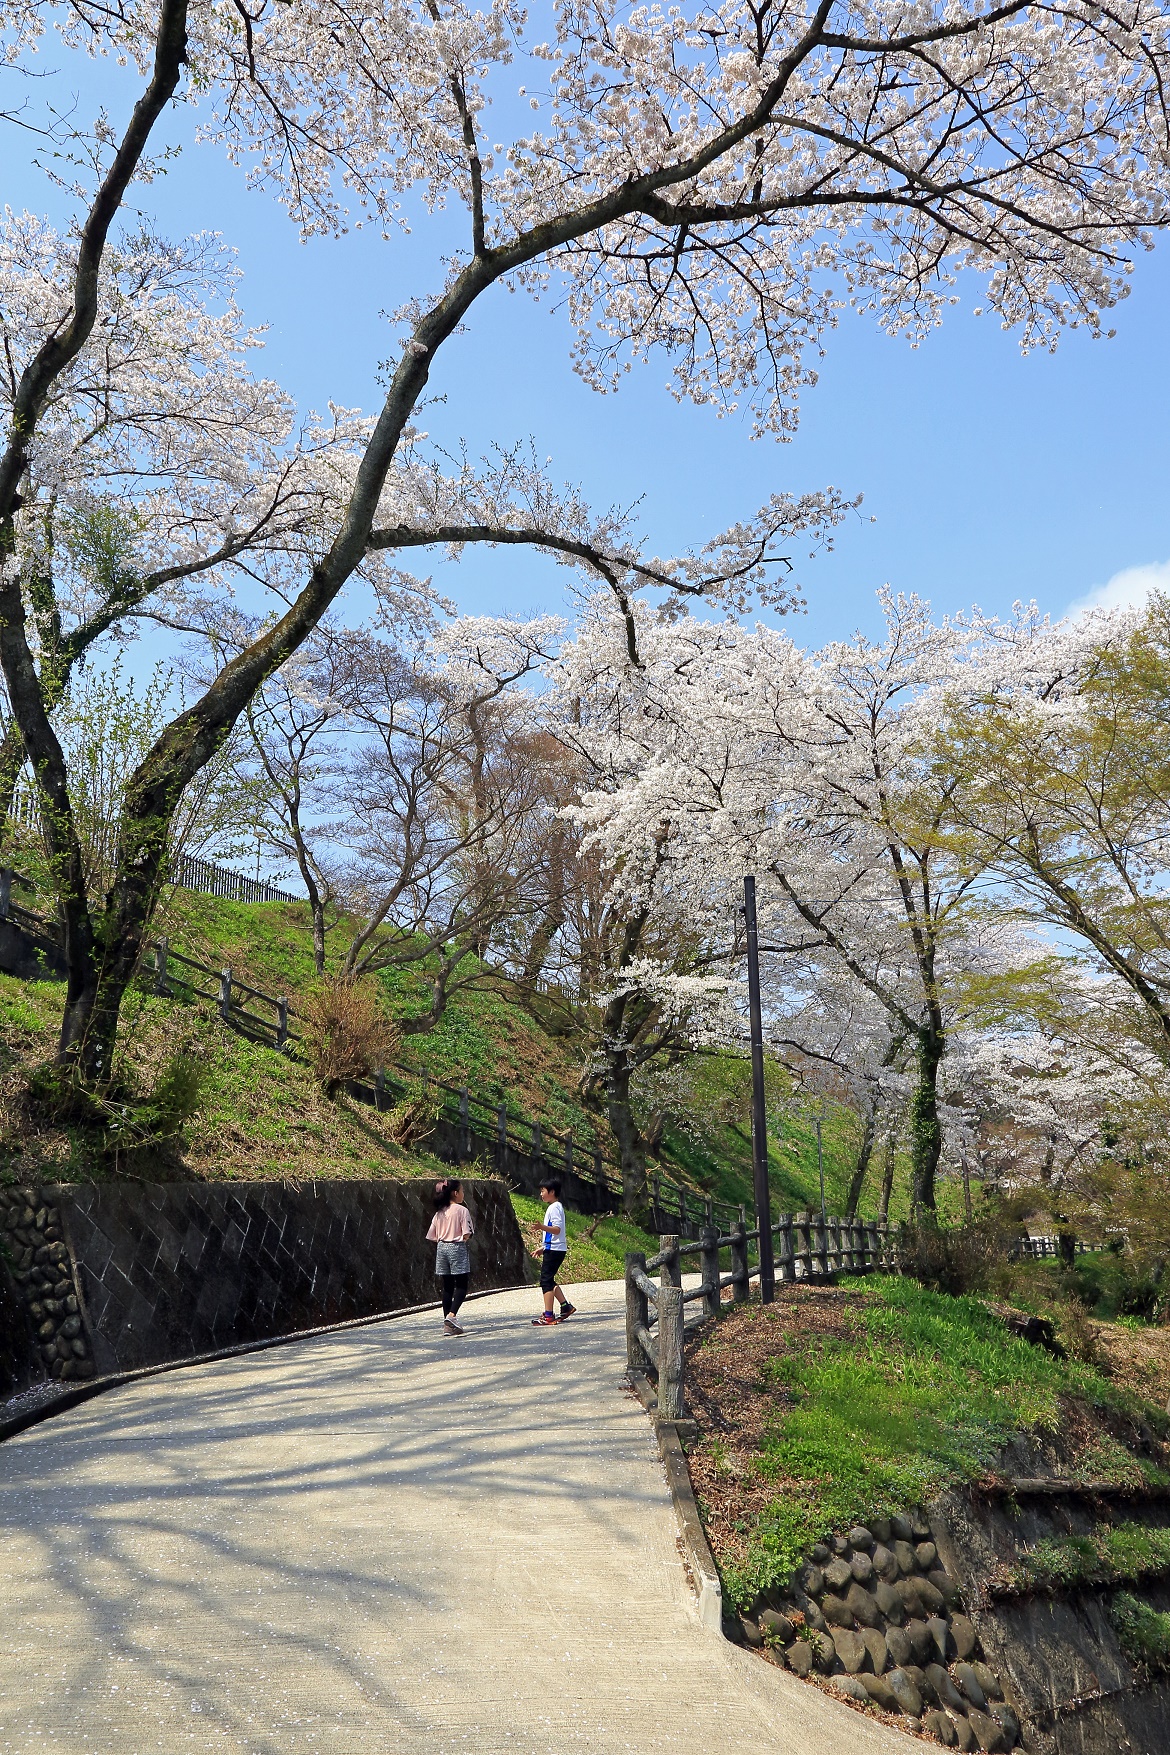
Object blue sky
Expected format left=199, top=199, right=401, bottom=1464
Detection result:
left=8, top=46, right=1170, bottom=648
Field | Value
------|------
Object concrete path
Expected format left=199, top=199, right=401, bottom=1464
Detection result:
left=0, top=1281, right=915, bottom=1755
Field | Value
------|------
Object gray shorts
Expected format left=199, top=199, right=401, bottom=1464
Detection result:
left=435, top=1238, right=470, bottom=1276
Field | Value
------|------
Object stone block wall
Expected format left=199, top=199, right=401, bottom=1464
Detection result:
left=736, top=1490, right=1170, bottom=1754
left=0, top=1177, right=526, bottom=1410
left=0, top=1185, right=96, bottom=1394
left=934, top=1481, right=1170, bottom=1754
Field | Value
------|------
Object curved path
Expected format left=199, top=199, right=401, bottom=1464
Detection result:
left=0, top=1280, right=914, bottom=1755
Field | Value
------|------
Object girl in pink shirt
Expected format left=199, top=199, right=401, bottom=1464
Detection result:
left=426, top=1179, right=474, bottom=1336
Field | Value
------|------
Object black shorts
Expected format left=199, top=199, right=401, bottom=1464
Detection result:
left=540, top=1249, right=567, bottom=1292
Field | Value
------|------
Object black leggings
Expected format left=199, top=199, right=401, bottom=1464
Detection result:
left=439, top=1272, right=469, bottom=1318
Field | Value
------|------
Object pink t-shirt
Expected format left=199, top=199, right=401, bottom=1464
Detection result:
left=426, top=1203, right=474, bottom=1243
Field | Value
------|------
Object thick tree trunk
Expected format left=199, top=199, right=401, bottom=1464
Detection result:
left=908, top=1029, right=944, bottom=1215
left=845, top=1102, right=878, bottom=1219
left=604, top=1052, right=648, bottom=1216
left=0, top=586, right=102, bottom=1075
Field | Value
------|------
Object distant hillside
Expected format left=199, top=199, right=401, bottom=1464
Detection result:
left=0, top=887, right=943, bottom=1222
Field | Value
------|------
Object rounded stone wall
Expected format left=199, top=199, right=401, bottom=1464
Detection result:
left=0, top=1186, right=94, bottom=1386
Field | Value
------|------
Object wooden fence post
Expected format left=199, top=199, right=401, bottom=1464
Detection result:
left=659, top=1232, right=681, bottom=1291
left=218, top=968, right=232, bottom=1023
left=532, top=1119, right=542, bottom=1169
left=276, top=996, right=289, bottom=1050
left=625, top=1252, right=653, bottom=1374
left=700, top=1225, right=721, bottom=1320
left=459, top=1086, right=470, bottom=1160
left=565, top=1129, right=574, bottom=1179
left=0, top=867, right=11, bottom=922
left=777, top=1214, right=794, bottom=1283
left=154, top=938, right=169, bottom=996
left=593, top=1145, right=603, bottom=1183
left=797, top=1211, right=811, bottom=1279
left=374, top=1067, right=386, bottom=1111
left=658, top=1284, right=685, bottom=1420
left=730, top=1219, right=750, bottom=1302
left=497, top=1104, right=508, bottom=1175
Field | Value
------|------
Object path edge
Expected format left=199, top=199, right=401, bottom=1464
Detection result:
left=628, top=1369, right=724, bottom=1633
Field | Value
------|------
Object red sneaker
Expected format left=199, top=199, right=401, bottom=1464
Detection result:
left=531, top=1312, right=558, bottom=1326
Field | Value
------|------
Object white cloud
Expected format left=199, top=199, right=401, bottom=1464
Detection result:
left=1066, top=558, right=1170, bottom=620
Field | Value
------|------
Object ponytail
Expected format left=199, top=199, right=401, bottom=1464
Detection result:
left=433, top=1178, right=461, bottom=1211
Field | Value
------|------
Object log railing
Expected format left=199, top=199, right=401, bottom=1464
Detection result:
left=0, top=866, right=743, bottom=1224
left=626, top=1213, right=897, bottom=1418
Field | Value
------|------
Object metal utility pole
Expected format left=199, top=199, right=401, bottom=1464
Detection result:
left=743, top=876, right=775, bottom=1303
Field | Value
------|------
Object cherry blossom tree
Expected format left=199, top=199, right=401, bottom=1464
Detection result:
left=3, top=0, right=1169, bottom=1086
left=556, top=594, right=1103, bottom=1212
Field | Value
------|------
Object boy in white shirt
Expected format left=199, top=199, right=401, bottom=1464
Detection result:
left=532, top=1179, right=577, bottom=1326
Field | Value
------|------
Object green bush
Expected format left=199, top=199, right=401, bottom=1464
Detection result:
left=1111, top=1592, right=1170, bottom=1671
left=995, top=1526, right=1170, bottom=1597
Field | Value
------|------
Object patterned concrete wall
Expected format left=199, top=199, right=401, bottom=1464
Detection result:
left=0, top=1177, right=526, bottom=1399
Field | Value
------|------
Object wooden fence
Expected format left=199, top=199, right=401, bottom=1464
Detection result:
left=0, top=864, right=743, bottom=1222
left=170, top=851, right=299, bottom=907
left=149, top=934, right=746, bottom=1216
left=626, top=1213, right=897, bottom=1418
left=1015, top=1234, right=1092, bottom=1261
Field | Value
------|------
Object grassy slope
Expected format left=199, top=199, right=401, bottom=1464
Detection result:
left=685, top=1276, right=1170, bottom=1610
left=160, top=893, right=609, bottom=1147
left=159, top=894, right=929, bottom=1215
left=0, top=973, right=447, bottom=1185
left=0, top=888, right=963, bottom=1223
left=663, top=1076, right=972, bottom=1226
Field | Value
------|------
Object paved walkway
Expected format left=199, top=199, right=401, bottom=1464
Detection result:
left=0, top=1281, right=915, bottom=1755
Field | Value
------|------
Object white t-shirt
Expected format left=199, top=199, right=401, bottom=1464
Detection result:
left=542, top=1201, right=567, bottom=1254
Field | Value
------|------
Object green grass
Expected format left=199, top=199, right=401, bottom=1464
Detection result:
left=993, top=1525, right=1170, bottom=1598
left=0, top=973, right=452, bottom=1186
left=0, top=883, right=948, bottom=1221
left=0, top=887, right=975, bottom=1224
left=162, top=893, right=610, bottom=1147
left=510, top=1194, right=658, bottom=1281
left=706, top=1276, right=1169, bottom=1609
left=659, top=1054, right=976, bottom=1226
left=1111, top=1592, right=1170, bottom=1671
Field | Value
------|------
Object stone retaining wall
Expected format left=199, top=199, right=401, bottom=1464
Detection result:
left=735, top=1492, right=1170, bottom=1753
left=0, top=1177, right=525, bottom=1412
left=0, top=1185, right=96, bottom=1394
left=935, top=1482, right=1170, bottom=1755
left=738, top=1509, right=1020, bottom=1750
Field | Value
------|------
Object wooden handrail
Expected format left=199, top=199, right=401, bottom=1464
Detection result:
left=0, top=865, right=769, bottom=1232
left=625, top=1218, right=899, bottom=1423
